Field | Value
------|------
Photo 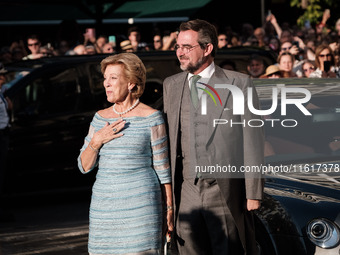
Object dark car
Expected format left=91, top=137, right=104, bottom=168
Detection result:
left=252, top=78, right=340, bottom=255
left=3, top=50, right=339, bottom=254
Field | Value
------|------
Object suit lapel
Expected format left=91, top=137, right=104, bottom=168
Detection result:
left=168, top=72, right=188, bottom=184
left=169, top=72, right=187, bottom=217
left=170, top=72, right=188, bottom=137
left=206, top=66, right=234, bottom=147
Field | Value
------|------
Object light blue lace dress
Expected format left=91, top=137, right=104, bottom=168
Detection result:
left=78, top=111, right=171, bottom=255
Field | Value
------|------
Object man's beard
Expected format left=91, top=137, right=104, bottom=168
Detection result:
left=249, top=69, right=262, bottom=78
left=180, top=56, right=205, bottom=73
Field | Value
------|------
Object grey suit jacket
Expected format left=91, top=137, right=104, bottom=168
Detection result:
left=163, top=65, right=265, bottom=253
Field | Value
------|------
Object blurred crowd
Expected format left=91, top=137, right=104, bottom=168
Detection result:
left=1, top=9, right=340, bottom=79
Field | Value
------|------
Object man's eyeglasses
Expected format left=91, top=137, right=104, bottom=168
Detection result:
left=319, top=54, right=331, bottom=58
left=303, top=67, right=315, bottom=72
left=174, top=44, right=200, bottom=53
left=28, top=42, right=40, bottom=47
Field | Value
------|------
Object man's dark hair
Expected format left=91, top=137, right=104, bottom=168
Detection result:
left=27, top=34, right=40, bottom=42
left=179, top=19, right=218, bottom=57
left=128, top=26, right=140, bottom=36
left=248, top=54, right=264, bottom=65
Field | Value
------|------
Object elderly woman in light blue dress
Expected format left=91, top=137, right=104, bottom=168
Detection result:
left=78, top=53, right=173, bottom=255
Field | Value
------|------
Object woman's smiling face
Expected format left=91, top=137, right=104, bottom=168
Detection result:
left=103, top=64, right=129, bottom=104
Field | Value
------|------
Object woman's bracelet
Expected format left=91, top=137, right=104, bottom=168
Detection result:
left=88, top=144, right=99, bottom=153
left=166, top=206, right=173, bottom=212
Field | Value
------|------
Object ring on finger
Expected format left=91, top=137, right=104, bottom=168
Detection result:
left=113, top=128, right=117, bottom=132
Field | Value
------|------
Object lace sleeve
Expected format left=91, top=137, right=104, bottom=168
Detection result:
left=77, top=124, right=99, bottom=174
left=150, top=123, right=171, bottom=184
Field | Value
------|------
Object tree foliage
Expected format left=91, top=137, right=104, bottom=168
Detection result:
left=290, top=0, right=335, bottom=27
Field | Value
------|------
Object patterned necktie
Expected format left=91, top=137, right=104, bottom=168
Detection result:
left=190, top=75, right=201, bottom=109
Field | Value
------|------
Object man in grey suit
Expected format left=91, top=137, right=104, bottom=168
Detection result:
left=163, top=19, right=265, bottom=254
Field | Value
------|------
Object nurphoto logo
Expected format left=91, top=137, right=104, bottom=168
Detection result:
left=198, top=83, right=312, bottom=128
left=197, top=81, right=223, bottom=115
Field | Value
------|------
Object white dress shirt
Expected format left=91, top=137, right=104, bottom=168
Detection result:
left=188, top=62, right=215, bottom=99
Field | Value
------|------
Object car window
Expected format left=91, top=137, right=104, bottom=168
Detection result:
left=12, top=67, right=81, bottom=120
left=255, top=81, right=340, bottom=165
left=88, top=63, right=104, bottom=95
left=47, top=68, right=81, bottom=113
left=141, top=56, right=181, bottom=108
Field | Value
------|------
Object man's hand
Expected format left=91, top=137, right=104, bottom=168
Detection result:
left=247, top=199, right=261, bottom=211
left=289, top=45, right=299, bottom=55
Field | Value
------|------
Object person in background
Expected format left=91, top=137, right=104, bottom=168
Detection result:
left=153, top=34, right=163, bottom=50
left=72, top=44, right=87, bottom=55
left=23, top=34, right=44, bottom=60
left=333, top=45, right=340, bottom=67
left=266, top=12, right=282, bottom=39
left=278, top=52, right=297, bottom=77
left=162, top=31, right=177, bottom=51
left=253, top=27, right=267, bottom=48
left=101, top=43, right=115, bottom=54
left=260, top=65, right=282, bottom=78
left=11, top=46, right=26, bottom=61
left=301, top=60, right=316, bottom=78
left=40, top=44, right=56, bottom=57
left=0, top=47, right=12, bottom=64
left=78, top=53, right=173, bottom=254
left=85, top=45, right=96, bottom=55
left=83, top=28, right=98, bottom=53
left=217, top=33, right=228, bottom=49
left=265, top=11, right=307, bottom=67
left=279, top=28, right=306, bottom=67
left=279, top=29, right=294, bottom=45
left=280, top=41, right=298, bottom=56
left=305, top=39, right=316, bottom=61
left=9, top=40, right=27, bottom=62
left=56, top=40, right=71, bottom=56
left=280, top=41, right=305, bottom=76
left=96, top=35, right=108, bottom=53
left=128, top=26, right=149, bottom=51
left=268, top=36, right=281, bottom=55
left=309, top=44, right=339, bottom=78
left=120, top=40, right=134, bottom=53
left=247, top=54, right=266, bottom=78
left=335, top=18, right=340, bottom=37
left=229, top=33, right=242, bottom=47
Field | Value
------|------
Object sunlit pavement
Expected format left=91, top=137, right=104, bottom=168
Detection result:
left=0, top=194, right=90, bottom=255
left=0, top=191, right=178, bottom=255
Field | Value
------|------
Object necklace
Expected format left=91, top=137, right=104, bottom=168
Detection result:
left=113, top=98, right=140, bottom=116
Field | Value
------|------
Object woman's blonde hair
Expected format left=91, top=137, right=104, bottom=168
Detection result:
left=101, top=53, right=146, bottom=98
left=277, top=51, right=294, bottom=64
